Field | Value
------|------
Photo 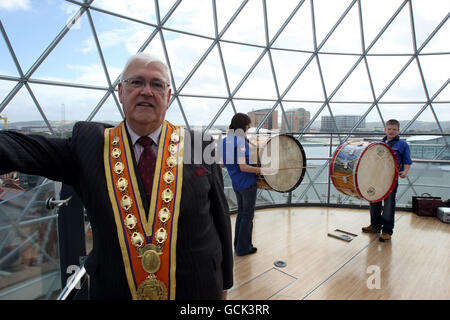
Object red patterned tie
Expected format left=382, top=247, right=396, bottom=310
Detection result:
left=137, top=136, right=156, bottom=201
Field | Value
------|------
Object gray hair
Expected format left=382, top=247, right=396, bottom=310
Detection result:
left=120, top=52, right=170, bottom=84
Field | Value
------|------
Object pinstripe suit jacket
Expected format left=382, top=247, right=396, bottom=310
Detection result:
left=0, top=121, right=233, bottom=299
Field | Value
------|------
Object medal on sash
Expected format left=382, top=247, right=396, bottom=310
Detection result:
left=103, top=121, right=184, bottom=300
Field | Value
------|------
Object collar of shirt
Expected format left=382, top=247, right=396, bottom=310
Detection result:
left=125, top=120, right=161, bottom=162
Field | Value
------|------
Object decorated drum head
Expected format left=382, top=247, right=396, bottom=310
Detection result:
left=330, top=141, right=399, bottom=202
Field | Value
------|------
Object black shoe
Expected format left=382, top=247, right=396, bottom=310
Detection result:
left=236, top=247, right=257, bottom=256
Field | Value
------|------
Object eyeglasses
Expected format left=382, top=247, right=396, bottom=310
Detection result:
left=121, top=77, right=170, bottom=93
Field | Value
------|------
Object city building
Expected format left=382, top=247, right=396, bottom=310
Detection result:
left=321, top=115, right=366, bottom=132
left=281, top=108, right=310, bottom=133
left=247, top=108, right=278, bottom=130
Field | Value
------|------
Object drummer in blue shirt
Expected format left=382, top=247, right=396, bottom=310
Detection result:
left=221, top=113, right=273, bottom=256
left=362, top=119, right=412, bottom=242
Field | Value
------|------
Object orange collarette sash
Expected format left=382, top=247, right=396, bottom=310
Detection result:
left=103, top=120, right=184, bottom=300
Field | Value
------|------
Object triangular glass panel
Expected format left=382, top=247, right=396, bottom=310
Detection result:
left=158, top=0, right=179, bottom=23
left=215, top=0, right=246, bottom=34
left=402, top=104, right=441, bottom=134
left=266, top=0, right=303, bottom=42
left=327, top=102, right=372, bottom=133
left=271, top=0, right=314, bottom=51
left=283, top=57, right=324, bottom=101
left=367, top=3, right=414, bottom=54
left=92, top=0, right=157, bottom=24
left=0, top=85, right=48, bottom=124
left=162, top=29, right=214, bottom=90
left=89, top=10, right=157, bottom=83
left=330, top=58, right=374, bottom=102
left=365, top=55, right=411, bottom=99
left=378, top=103, right=424, bottom=132
left=319, top=2, right=362, bottom=54
left=28, top=83, right=107, bottom=122
left=0, top=1, right=84, bottom=74
left=141, top=32, right=167, bottom=66
left=433, top=103, right=450, bottom=133
left=234, top=53, right=278, bottom=100
left=220, top=41, right=265, bottom=94
left=307, top=103, right=333, bottom=133
left=412, top=0, right=450, bottom=51
left=0, top=80, right=18, bottom=103
left=209, top=101, right=236, bottom=129
left=317, top=53, right=361, bottom=98
left=362, top=105, right=385, bottom=133
left=360, top=0, right=405, bottom=49
left=312, top=0, right=355, bottom=47
left=433, top=83, right=450, bottom=102
left=164, top=0, right=215, bottom=37
left=271, top=49, right=312, bottom=96
left=181, top=45, right=228, bottom=97
left=221, top=0, right=266, bottom=46
left=32, top=12, right=110, bottom=87
left=232, top=99, right=276, bottom=131
left=178, top=96, right=227, bottom=128
left=0, top=34, right=19, bottom=76
left=90, top=92, right=123, bottom=125
left=380, top=60, right=427, bottom=102
left=420, top=16, right=450, bottom=53
left=166, top=98, right=187, bottom=127
left=418, top=54, right=450, bottom=100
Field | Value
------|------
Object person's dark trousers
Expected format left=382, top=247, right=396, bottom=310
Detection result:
left=233, top=183, right=257, bottom=255
left=369, top=183, right=398, bottom=235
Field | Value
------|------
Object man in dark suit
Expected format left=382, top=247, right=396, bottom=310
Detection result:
left=0, top=53, right=233, bottom=300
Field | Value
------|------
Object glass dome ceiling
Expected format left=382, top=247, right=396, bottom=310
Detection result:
left=0, top=0, right=449, bottom=134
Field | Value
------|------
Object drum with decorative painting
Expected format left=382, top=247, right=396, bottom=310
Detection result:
left=330, top=141, right=399, bottom=202
left=248, top=134, right=306, bottom=193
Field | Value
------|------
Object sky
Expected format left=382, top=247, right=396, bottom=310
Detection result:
left=0, top=0, right=449, bottom=130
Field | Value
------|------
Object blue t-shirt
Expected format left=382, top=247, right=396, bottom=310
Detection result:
left=382, top=136, right=412, bottom=171
left=221, top=134, right=257, bottom=191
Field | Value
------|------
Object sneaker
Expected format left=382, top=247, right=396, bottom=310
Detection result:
left=362, top=225, right=380, bottom=234
left=379, top=233, right=391, bottom=242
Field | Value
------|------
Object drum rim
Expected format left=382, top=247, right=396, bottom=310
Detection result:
left=261, top=134, right=307, bottom=193
left=331, top=141, right=399, bottom=202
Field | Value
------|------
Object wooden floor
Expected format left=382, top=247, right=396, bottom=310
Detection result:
left=227, top=207, right=450, bottom=300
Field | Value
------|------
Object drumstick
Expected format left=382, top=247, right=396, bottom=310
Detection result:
left=267, top=166, right=317, bottom=170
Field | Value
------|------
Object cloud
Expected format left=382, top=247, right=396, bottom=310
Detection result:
left=92, top=0, right=156, bottom=22
left=0, top=0, right=30, bottom=11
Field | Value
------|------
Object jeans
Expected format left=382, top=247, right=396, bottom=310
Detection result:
left=369, top=183, right=398, bottom=235
left=233, top=183, right=257, bottom=255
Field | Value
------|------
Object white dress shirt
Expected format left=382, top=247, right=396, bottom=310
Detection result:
left=125, top=121, right=161, bottom=163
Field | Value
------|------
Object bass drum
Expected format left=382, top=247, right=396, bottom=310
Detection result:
left=330, top=141, right=399, bottom=202
left=249, top=134, right=306, bottom=193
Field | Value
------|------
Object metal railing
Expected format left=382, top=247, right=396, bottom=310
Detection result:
left=224, top=132, right=450, bottom=211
